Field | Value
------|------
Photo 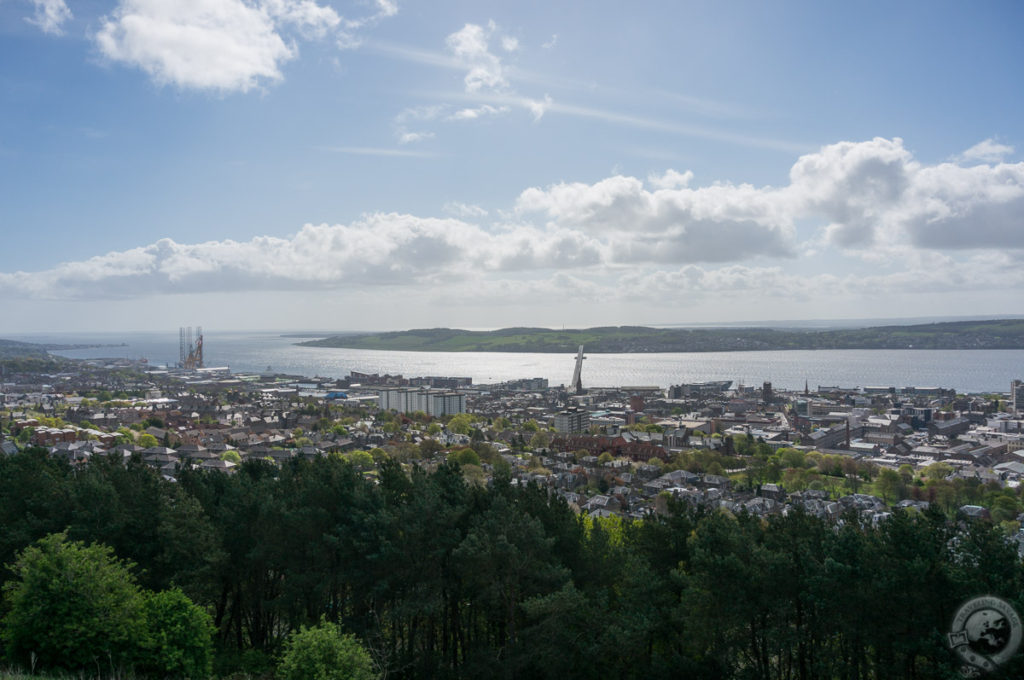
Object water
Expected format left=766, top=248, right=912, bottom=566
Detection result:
left=8, top=330, right=1023, bottom=394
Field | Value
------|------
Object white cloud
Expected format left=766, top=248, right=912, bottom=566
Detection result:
left=957, top=138, right=1015, bottom=164
left=647, top=169, right=693, bottom=190
left=335, top=0, right=400, bottom=48
left=393, top=105, right=444, bottom=143
left=395, top=104, right=445, bottom=123
left=501, top=36, right=519, bottom=52
left=262, top=0, right=340, bottom=37
left=443, top=202, right=488, bottom=218
left=8, top=138, right=1024, bottom=303
left=95, top=0, right=296, bottom=92
left=525, top=94, right=552, bottom=121
left=323, top=146, right=434, bottom=157
left=541, top=34, right=557, bottom=49
left=787, top=137, right=1024, bottom=250
left=446, top=22, right=508, bottom=92
left=788, top=137, right=915, bottom=248
left=374, top=0, right=398, bottom=18
left=447, top=104, right=509, bottom=121
left=397, top=130, right=434, bottom=144
left=516, top=173, right=796, bottom=262
left=94, top=0, right=393, bottom=92
left=0, top=214, right=605, bottom=299
left=25, top=0, right=72, bottom=35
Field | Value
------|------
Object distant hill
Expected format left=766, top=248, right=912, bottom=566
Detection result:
left=0, top=338, right=53, bottom=359
left=297, top=319, right=1024, bottom=353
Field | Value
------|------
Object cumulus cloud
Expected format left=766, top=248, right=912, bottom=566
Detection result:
left=647, top=169, right=693, bottom=190
left=787, top=137, right=1024, bottom=250
left=94, top=0, right=393, bottom=92
left=0, top=214, right=608, bottom=300
left=517, top=174, right=796, bottom=262
left=7, top=137, right=1024, bottom=302
left=957, top=138, right=1014, bottom=164
left=25, top=0, right=72, bottom=35
left=788, top=137, right=915, bottom=248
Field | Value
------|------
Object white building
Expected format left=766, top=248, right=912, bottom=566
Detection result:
left=378, top=388, right=466, bottom=417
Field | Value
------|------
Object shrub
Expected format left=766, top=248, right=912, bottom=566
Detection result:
left=278, top=618, right=375, bottom=680
left=1, top=532, right=147, bottom=673
left=141, top=588, right=215, bottom=678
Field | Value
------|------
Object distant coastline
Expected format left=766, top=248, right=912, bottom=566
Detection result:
left=297, top=319, right=1024, bottom=353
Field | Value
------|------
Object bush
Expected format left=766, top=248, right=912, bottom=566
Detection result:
left=1, top=533, right=215, bottom=678
left=278, top=619, right=375, bottom=680
left=0, top=532, right=148, bottom=673
left=141, top=588, right=215, bottom=678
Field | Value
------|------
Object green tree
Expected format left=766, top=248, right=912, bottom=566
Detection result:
left=529, top=430, right=551, bottom=449
left=450, top=447, right=481, bottom=467
left=447, top=413, right=474, bottom=435
left=418, top=438, right=444, bottom=458
left=221, top=449, right=242, bottom=463
left=138, top=433, right=159, bottom=448
left=277, top=618, right=376, bottom=680
left=347, top=450, right=375, bottom=470
left=1, top=532, right=148, bottom=673
left=141, top=588, right=215, bottom=678
left=876, top=467, right=903, bottom=504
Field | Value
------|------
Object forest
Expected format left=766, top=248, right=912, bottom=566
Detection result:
left=1, top=448, right=1023, bottom=679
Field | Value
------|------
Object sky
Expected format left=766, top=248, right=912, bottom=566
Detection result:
left=1, top=0, right=1023, bottom=333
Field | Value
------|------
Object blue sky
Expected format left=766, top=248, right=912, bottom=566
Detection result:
left=2, top=0, right=1023, bottom=332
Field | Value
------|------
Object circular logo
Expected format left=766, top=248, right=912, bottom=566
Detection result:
left=948, top=596, right=1022, bottom=674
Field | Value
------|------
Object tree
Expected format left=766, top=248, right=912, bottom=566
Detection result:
left=141, top=588, right=215, bottom=678
left=139, top=433, right=159, bottom=448
left=529, top=430, right=551, bottom=449
left=221, top=450, right=242, bottom=463
left=876, top=467, right=903, bottom=504
left=447, top=413, right=474, bottom=435
left=418, top=438, right=444, bottom=458
left=347, top=450, right=375, bottom=470
left=1, top=532, right=148, bottom=673
left=450, top=447, right=481, bottom=467
left=277, top=618, right=376, bottom=680
left=924, top=462, right=953, bottom=481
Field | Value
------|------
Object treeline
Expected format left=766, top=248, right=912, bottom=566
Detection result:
left=2, top=449, right=1023, bottom=679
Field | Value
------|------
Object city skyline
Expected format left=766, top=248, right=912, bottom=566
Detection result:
left=2, top=0, right=1023, bottom=332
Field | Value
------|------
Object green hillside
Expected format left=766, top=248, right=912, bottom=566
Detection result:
left=298, top=319, right=1024, bottom=353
